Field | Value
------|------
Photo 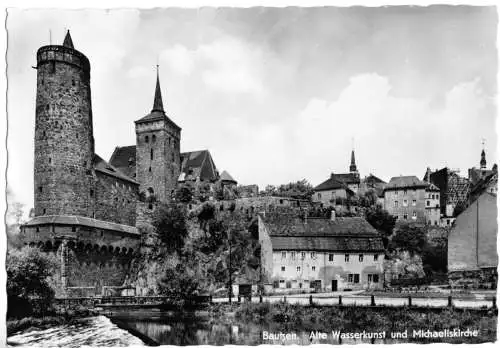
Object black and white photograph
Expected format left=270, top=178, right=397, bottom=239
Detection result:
left=3, top=2, right=499, bottom=346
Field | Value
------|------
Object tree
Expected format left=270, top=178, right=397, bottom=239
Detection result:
left=360, top=189, right=379, bottom=207
left=6, top=202, right=27, bottom=250
left=390, top=223, right=427, bottom=255
left=365, top=206, right=397, bottom=247
left=153, top=203, right=189, bottom=252
left=158, top=263, right=203, bottom=305
left=7, top=247, right=58, bottom=318
left=175, top=185, right=194, bottom=203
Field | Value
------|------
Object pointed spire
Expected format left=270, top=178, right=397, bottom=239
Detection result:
left=349, top=149, right=358, bottom=173
left=63, top=30, right=74, bottom=49
left=480, top=138, right=487, bottom=169
left=152, top=65, right=165, bottom=113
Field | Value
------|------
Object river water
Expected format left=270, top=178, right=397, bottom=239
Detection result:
left=7, top=316, right=144, bottom=347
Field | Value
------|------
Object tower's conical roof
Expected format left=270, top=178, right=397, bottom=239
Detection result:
left=63, top=30, right=74, bottom=49
left=152, top=67, right=165, bottom=113
left=350, top=149, right=358, bottom=173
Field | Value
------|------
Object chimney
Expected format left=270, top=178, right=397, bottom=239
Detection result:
left=330, top=209, right=336, bottom=221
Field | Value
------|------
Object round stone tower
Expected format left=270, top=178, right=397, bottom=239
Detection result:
left=34, top=31, right=95, bottom=217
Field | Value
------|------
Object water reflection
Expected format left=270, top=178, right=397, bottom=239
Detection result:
left=117, top=317, right=391, bottom=345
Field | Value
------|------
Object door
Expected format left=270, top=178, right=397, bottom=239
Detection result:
left=332, top=280, right=338, bottom=292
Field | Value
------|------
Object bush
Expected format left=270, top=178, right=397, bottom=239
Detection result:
left=153, top=203, right=188, bottom=252
left=7, top=247, right=58, bottom=318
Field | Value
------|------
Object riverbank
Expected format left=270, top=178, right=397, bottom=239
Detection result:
left=232, top=302, right=497, bottom=343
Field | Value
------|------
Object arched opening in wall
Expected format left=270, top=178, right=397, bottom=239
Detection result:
left=152, top=134, right=156, bottom=143
left=100, top=245, right=107, bottom=254
left=150, top=148, right=154, bottom=160
left=67, top=241, right=75, bottom=250
left=145, top=135, right=149, bottom=143
left=108, top=246, right=114, bottom=253
left=54, top=240, right=61, bottom=250
left=93, top=244, right=99, bottom=253
left=76, top=241, right=84, bottom=251
left=128, top=248, right=134, bottom=255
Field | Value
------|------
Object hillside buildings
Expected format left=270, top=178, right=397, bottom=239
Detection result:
left=383, top=176, right=441, bottom=225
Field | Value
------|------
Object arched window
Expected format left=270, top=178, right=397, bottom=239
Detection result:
left=152, top=134, right=156, bottom=143
left=150, top=148, right=154, bottom=160
left=145, top=135, right=149, bottom=143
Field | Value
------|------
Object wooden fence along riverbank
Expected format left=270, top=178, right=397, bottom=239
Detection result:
left=53, top=294, right=497, bottom=311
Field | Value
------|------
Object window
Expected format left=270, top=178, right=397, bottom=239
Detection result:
left=329, top=254, right=334, bottom=262
left=279, top=280, right=285, bottom=283
left=273, top=281, right=279, bottom=288
left=403, top=189, right=407, bottom=195
left=281, top=266, right=285, bottom=272
left=150, top=149, right=154, bottom=160
left=281, top=251, right=286, bottom=259
left=318, top=193, right=322, bottom=199
left=312, top=266, right=316, bottom=271
left=412, top=211, right=417, bottom=219
left=431, top=194, right=435, bottom=199
left=345, top=254, right=350, bottom=262
left=36, top=227, right=40, bottom=233
left=394, top=190, right=398, bottom=196
left=359, top=254, right=364, bottom=262
left=394, top=201, right=398, bottom=208
left=48, top=158, right=51, bottom=164
left=373, top=274, right=379, bottom=283
left=149, top=166, right=152, bottom=172
left=301, top=252, right=305, bottom=260
left=311, top=252, right=316, bottom=259
left=412, top=199, right=416, bottom=206
left=426, top=200, right=430, bottom=207
left=148, top=203, right=153, bottom=210
left=43, top=208, right=46, bottom=214
left=286, top=281, right=291, bottom=288
left=72, top=79, right=75, bottom=86
left=71, top=226, right=76, bottom=232
left=348, top=274, right=353, bottom=282
left=279, top=199, right=284, bottom=204
left=403, top=199, right=408, bottom=206
left=374, top=254, right=379, bottom=261
left=38, top=186, right=43, bottom=193
left=354, top=274, right=360, bottom=283
left=291, top=251, right=296, bottom=260
left=296, top=266, right=301, bottom=272
left=368, top=274, right=372, bottom=282
left=145, top=135, right=149, bottom=143
left=403, top=213, right=408, bottom=220
left=152, top=134, right=156, bottom=143
left=90, top=189, right=94, bottom=197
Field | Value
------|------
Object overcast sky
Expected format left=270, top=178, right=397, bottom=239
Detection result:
left=6, top=6, right=498, bottom=210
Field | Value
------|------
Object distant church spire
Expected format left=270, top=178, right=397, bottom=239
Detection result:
left=480, top=138, right=487, bottom=169
left=349, top=138, right=358, bottom=173
left=62, top=30, right=74, bottom=49
left=152, top=65, right=165, bottom=113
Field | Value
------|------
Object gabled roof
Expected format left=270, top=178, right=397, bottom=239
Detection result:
left=314, top=176, right=349, bottom=192
left=109, top=146, right=137, bottom=178
left=385, top=176, right=429, bottom=190
left=261, top=215, right=384, bottom=252
left=364, top=174, right=386, bottom=185
left=220, top=170, right=237, bottom=184
left=93, top=153, right=138, bottom=184
left=333, top=173, right=361, bottom=184
left=179, top=150, right=219, bottom=182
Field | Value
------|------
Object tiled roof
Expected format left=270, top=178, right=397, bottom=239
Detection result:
left=179, top=150, right=219, bottom=182
left=263, top=215, right=381, bottom=237
left=23, top=215, right=139, bottom=235
left=93, top=154, right=138, bottom=184
left=385, top=176, right=429, bottom=190
left=220, top=170, right=237, bottom=183
left=270, top=236, right=384, bottom=252
left=333, top=173, right=361, bottom=184
left=109, top=146, right=219, bottom=183
left=314, top=177, right=350, bottom=192
left=364, top=174, right=386, bottom=185
left=109, top=146, right=137, bottom=178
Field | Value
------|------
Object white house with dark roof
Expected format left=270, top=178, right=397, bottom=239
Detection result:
left=258, top=212, right=385, bottom=292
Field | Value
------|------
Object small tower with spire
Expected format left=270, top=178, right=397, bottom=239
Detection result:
left=480, top=139, right=487, bottom=170
left=135, top=65, right=181, bottom=203
left=349, top=138, right=358, bottom=175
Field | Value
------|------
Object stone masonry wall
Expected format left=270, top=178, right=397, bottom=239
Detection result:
left=94, top=171, right=138, bottom=226
left=34, top=45, right=94, bottom=217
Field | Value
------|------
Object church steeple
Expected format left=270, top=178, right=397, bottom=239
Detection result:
left=350, top=149, right=358, bottom=173
left=152, top=65, right=165, bottom=113
left=480, top=139, right=487, bottom=169
left=62, top=30, right=74, bottom=49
